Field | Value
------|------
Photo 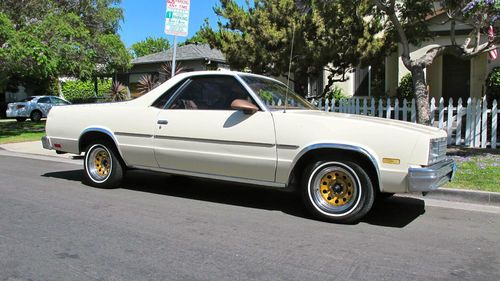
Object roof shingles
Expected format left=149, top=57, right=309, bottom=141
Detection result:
left=131, top=44, right=226, bottom=65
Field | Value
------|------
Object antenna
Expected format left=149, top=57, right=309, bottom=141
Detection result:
left=284, top=23, right=296, bottom=113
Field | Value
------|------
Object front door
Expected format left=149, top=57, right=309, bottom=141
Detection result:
left=153, top=75, right=277, bottom=182
left=442, top=55, right=471, bottom=101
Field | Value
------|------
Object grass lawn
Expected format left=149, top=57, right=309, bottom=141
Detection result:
left=0, top=119, right=46, bottom=144
left=445, top=148, right=500, bottom=193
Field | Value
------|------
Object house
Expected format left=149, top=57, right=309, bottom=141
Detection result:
left=118, top=43, right=228, bottom=97
left=317, top=11, right=500, bottom=102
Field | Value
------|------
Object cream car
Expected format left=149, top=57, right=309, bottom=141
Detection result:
left=42, top=71, right=455, bottom=223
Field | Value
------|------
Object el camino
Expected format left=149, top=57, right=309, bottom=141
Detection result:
left=42, top=71, right=456, bottom=223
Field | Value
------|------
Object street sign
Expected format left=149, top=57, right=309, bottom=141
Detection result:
left=164, top=0, right=190, bottom=37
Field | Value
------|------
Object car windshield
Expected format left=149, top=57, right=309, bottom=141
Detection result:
left=239, top=75, right=316, bottom=110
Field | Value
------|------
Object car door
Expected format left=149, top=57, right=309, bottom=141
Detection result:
left=153, top=75, right=277, bottom=182
left=36, top=97, right=52, bottom=116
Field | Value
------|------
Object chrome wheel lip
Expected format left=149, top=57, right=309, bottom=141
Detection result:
left=85, top=144, right=113, bottom=183
left=307, top=162, right=362, bottom=217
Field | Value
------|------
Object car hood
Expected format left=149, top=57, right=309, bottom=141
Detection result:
left=280, top=110, right=444, bottom=136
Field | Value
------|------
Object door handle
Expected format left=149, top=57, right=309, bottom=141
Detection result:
left=157, top=120, right=169, bottom=125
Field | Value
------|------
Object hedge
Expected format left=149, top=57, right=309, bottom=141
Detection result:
left=61, top=79, right=112, bottom=103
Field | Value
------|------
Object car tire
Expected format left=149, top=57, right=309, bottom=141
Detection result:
left=83, top=140, right=124, bottom=188
left=30, top=110, right=42, bottom=122
left=301, top=160, right=375, bottom=224
left=16, top=117, right=27, bottom=122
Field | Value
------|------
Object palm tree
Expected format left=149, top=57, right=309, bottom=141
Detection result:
left=110, top=81, right=129, bottom=101
left=137, top=74, right=160, bottom=95
left=161, top=61, right=185, bottom=80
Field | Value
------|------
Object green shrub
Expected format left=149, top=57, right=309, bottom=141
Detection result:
left=61, top=79, right=112, bottom=103
left=397, top=73, right=415, bottom=100
left=325, top=86, right=349, bottom=101
left=486, top=67, right=500, bottom=101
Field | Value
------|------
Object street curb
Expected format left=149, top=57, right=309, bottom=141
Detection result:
left=417, top=188, right=500, bottom=206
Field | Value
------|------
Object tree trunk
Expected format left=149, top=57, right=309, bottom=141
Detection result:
left=56, top=78, right=64, bottom=99
left=410, top=67, right=430, bottom=125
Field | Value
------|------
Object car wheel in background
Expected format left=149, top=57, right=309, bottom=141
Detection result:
left=83, top=141, right=124, bottom=188
left=16, top=117, right=27, bottom=122
left=301, top=160, right=375, bottom=224
left=30, top=110, right=42, bottom=122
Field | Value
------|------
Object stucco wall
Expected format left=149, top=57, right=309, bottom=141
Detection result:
left=427, top=56, right=442, bottom=100
left=322, top=64, right=355, bottom=97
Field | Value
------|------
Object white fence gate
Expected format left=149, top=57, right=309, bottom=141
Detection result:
left=309, top=97, right=498, bottom=149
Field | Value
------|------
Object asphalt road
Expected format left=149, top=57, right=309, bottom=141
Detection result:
left=0, top=154, right=499, bottom=281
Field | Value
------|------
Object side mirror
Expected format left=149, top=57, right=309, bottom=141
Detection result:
left=230, top=99, right=259, bottom=115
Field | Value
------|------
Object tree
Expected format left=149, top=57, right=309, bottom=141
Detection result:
left=179, top=29, right=210, bottom=46
left=130, top=37, right=171, bottom=58
left=373, top=0, right=500, bottom=124
left=201, top=0, right=387, bottom=96
left=0, top=0, right=130, bottom=94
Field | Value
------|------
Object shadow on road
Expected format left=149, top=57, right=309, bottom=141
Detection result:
left=42, top=169, right=425, bottom=228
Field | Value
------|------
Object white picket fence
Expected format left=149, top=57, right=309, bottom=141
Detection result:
left=309, top=97, right=499, bottom=149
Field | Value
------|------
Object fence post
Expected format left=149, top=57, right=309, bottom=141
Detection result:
left=324, top=99, right=330, bottom=112
left=394, top=98, right=400, bottom=120
left=438, top=97, right=444, bottom=129
left=481, top=98, right=488, bottom=148
left=331, top=98, right=336, bottom=112
left=456, top=98, right=463, bottom=146
left=370, top=98, right=375, bottom=116
left=411, top=98, right=416, bottom=123
left=362, top=98, right=367, bottom=115
left=447, top=98, right=453, bottom=145
left=474, top=98, right=481, bottom=148
left=355, top=98, right=360, bottom=114
left=386, top=98, right=392, bottom=119
left=465, top=98, right=472, bottom=146
left=430, top=97, right=436, bottom=126
left=402, top=98, right=408, bottom=122
left=492, top=100, right=498, bottom=149
left=378, top=98, right=384, bottom=117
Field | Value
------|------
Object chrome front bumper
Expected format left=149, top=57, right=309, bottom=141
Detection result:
left=408, top=158, right=456, bottom=192
left=41, top=136, right=52, bottom=150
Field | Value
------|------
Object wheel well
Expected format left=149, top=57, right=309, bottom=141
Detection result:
left=79, top=131, right=116, bottom=154
left=288, top=148, right=380, bottom=192
left=30, top=109, right=42, bottom=116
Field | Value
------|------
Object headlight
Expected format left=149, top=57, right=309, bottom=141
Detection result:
left=428, top=137, right=447, bottom=165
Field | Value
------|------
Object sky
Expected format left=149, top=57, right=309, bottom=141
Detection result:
left=118, top=0, right=244, bottom=48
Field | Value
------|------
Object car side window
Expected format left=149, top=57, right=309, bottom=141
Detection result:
left=51, top=97, right=69, bottom=105
left=38, top=97, right=51, bottom=104
left=168, top=76, right=257, bottom=110
left=151, top=78, right=188, bottom=109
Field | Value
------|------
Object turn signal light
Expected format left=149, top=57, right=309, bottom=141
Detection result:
left=16, top=105, right=25, bottom=109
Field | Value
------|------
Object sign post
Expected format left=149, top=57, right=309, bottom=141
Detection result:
left=164, top=0, right=190, bottom=78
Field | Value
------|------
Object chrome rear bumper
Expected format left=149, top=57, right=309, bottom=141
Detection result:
left=41, top=136, right=52, bottom=150
left=408, top=158, right=456, bottom=192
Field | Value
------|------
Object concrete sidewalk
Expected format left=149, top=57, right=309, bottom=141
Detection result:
left=0, top=140, right=80, bottom=160
left=1, top=140, right=499, bottom=207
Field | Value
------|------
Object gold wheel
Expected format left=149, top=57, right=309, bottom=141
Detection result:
left=94, top=150, right=111, bottom=178
left=86, top=144, right=113, bottom=183
left=308, top=162, right=362, bottom=216
left=319, top=170, right=355, bottom=207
